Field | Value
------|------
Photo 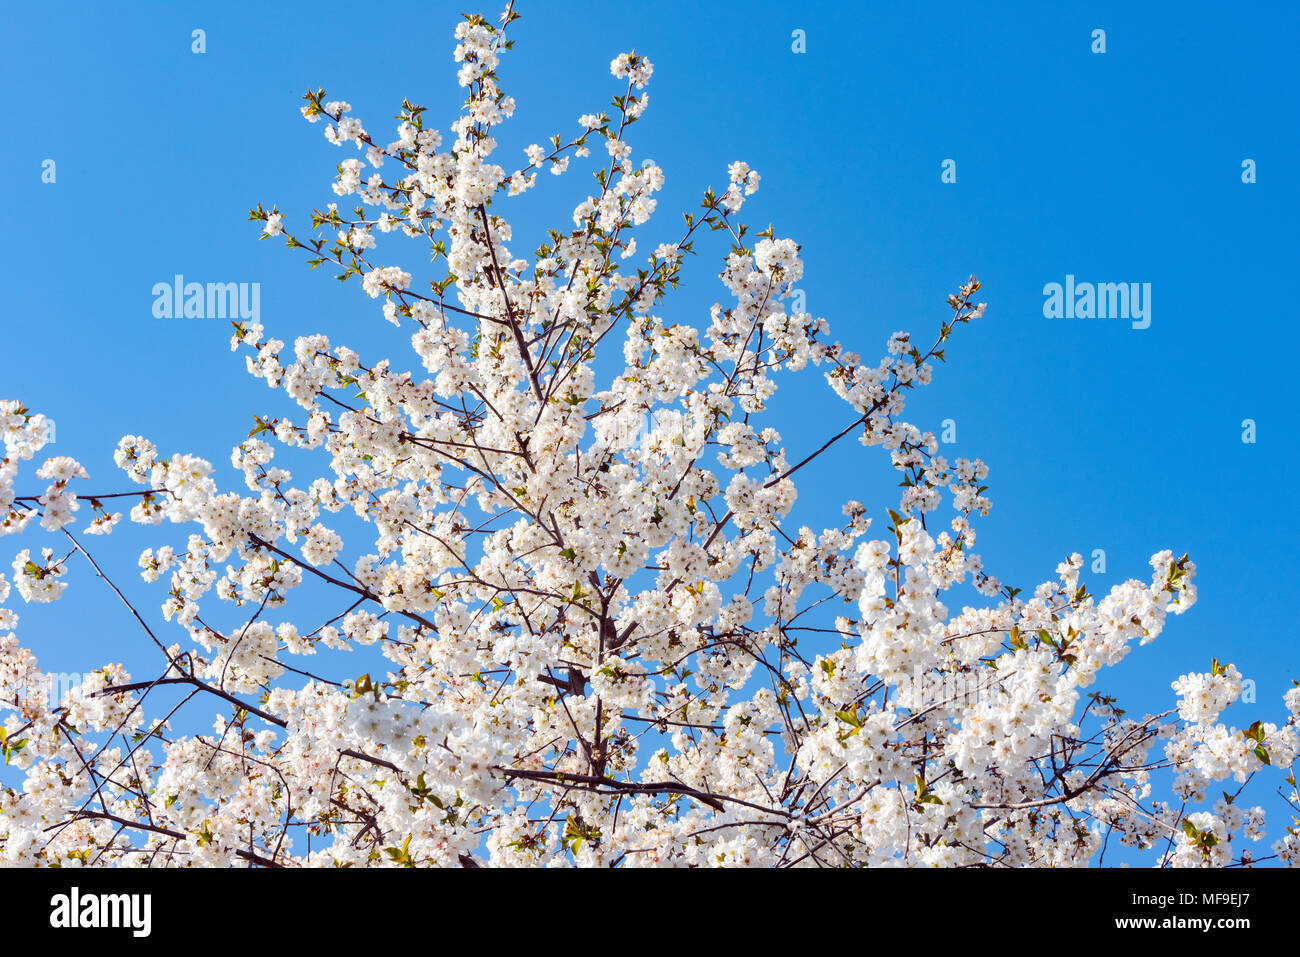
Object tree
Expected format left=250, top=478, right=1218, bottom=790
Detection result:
left=1, top=4, right=1297, bottom=868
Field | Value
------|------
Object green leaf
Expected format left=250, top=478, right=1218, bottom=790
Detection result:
left=1008, top=626, right=1026, bottom=650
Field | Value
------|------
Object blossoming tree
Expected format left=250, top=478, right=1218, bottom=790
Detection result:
left=2, top=4, right=1298, bottom=868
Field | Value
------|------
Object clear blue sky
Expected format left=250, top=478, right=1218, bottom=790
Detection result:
left=2, top=1, right=1297, bottom=862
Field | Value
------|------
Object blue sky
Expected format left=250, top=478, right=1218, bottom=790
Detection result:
left=2, top=1, right=1297, bottom=862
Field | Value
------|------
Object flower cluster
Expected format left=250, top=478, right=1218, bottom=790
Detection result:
left=1, top=5, right=1295, bottom=869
